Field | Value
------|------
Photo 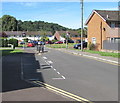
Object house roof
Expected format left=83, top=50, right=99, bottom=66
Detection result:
left=2, top=31, right=52, bottom=36
left=54, top=30, right=80, bottom=36
left=85, top=10, right=120, bottom=25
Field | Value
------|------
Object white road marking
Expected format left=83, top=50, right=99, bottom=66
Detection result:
left=62, top=76, right=66, bottom=79
left=36, top=69, right=42, bottom=72
left=57, top=72, right=60, bottom=74
left=38, top=53, right=41, bottom=55
left=43, top=57, right=47, bottom=59
left=42, top=56, right=66, bottom=80
left=53, top=68, right=56, bottom=71
left=47, top=61, right=53, bottom=64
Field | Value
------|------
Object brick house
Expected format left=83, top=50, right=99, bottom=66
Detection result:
left=85, top=10, right=120, bottom=51
left=54, top=31, right=86, bottom=43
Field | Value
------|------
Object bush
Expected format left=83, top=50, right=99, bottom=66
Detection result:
left=0, top=38, right=18, bottom=47
left=40, top=37, right=49, bottom=42
left=0, top=38, right=8, bottom=47
left=88, top=42, right=96, bottom=50
left=9, top=38, right=18, bottom=47
left=51, top=39, right=58, bottom=43
left=23, top=38, right=29, bottom=42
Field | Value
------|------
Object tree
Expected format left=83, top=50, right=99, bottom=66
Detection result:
left=1, top=14, right=74, bottom=33
left=2, top=15, right=17, bottom=31
left=77, top=27, right=87, bottom=37
left=9, top=38, right=18, bottom=47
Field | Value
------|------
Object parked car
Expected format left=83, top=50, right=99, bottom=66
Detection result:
left=32, top=41, right=38, bottom=45
left=46, top=41, right=54, bottom=44
left=64, top=40, right=74, bottom=43
left=54, top=41, right=63, bottom=44
left=20, top=41, right=25, bottom=44
left=27, top=42, right=35, bottom=47
left=74, top=42, right=87, bottom=49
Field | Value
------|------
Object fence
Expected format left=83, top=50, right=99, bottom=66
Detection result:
left=103, top=40, right=120, bottom=51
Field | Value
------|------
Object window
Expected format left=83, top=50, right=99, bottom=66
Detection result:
left=114, top=38, right=120, bottom=43
left=118, top=23, right=120, bottom=28
left=111, top=22, right=115, bottom=28
left=92, top=37, right=96, bottom=44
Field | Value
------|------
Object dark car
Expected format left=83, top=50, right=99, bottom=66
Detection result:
left=74, top=42, right=87, bottom=49
left=46, top=41, right=54, bottom=44
left=54, top=41, right=63, bottom=44
left=64, top=40, right=74, bottom=43
left=20, top=41, right=25, bottom=44
left=32, top=41, right=38, bottom=45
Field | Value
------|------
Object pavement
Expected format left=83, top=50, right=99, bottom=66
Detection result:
left=2, top=51, right=72, bottom=102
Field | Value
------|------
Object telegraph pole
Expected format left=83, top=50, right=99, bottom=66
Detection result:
left=81, top=0, right=83, bottom=51
left=118, top=1, right=120, bottom=11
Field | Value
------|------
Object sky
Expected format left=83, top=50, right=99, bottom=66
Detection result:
left=1, top=1, right=119, bottom=29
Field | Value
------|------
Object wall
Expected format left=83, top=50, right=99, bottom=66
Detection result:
left=103, top=40, right=120, bottom=51
left=87, top=12, right=107, bottom=51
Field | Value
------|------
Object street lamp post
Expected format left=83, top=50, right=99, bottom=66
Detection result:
left=81, top=0, right=84, bottom=51
left=22, top=32, right=26, bottom=49
left=66, top=31, right=70, bottom=49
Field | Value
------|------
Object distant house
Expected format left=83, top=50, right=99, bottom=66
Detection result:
left=85, top=10, right=120, bottom=51
left=0, top=32, right=8, bottom=37
left=54, top=31, right=86, bottom=43
left=2, top=31, right=53, bottom=41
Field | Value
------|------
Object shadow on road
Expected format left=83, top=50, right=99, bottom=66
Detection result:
left=2, top=52, right=45, bottom=92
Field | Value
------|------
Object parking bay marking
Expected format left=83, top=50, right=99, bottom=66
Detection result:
left=32, top=81, right=93, bottom=103
left=42, top=56, right=66, bottom=80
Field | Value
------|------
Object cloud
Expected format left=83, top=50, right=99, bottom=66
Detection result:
left=20, top=2, right=37, bottom=7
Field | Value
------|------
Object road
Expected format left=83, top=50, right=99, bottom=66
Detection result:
left=2, top=47, right=118, bottom=102
left=31, top=47, right=118, bottom=102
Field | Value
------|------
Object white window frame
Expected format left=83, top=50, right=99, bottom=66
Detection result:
left=92, top=37, right=96, bottom=44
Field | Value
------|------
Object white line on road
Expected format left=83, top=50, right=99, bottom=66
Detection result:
left=53, top=68, right=56, bottom=71
left=42, top=56, right=66, bottom=80
left=43, top=57, right=47, bottom=60
left=57, top=72, right=60, bottom=74
left=62, top=76, right=66, bottom=79
left=47, top=61, right=53, bottom=64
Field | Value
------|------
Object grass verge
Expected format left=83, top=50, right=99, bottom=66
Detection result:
left=0, top=49, right=24, bottom=56
left=46, top=44, right=120, bottom=58
left=83, top=50, right=120, bottom=58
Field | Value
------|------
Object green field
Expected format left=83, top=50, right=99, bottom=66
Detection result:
left=46, top=43, right=77, bottom=49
